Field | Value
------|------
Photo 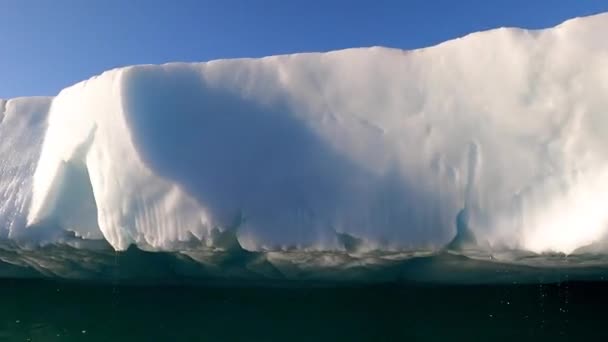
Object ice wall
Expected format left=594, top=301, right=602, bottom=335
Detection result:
left=5, top=13, right=608, bottom=253
left=0, top=98, right=52, bottom=238
left=27, top=71, right=209, bottom=249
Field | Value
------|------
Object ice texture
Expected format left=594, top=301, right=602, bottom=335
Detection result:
left=0, top=98, right=52, bottom=238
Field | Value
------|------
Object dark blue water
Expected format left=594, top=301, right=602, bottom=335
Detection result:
left=2, top=241, right=608, bottom=340
left=1, top=279, right=607, bottom=341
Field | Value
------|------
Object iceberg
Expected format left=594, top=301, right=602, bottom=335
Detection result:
left=2, top=13, right=608, bottom=254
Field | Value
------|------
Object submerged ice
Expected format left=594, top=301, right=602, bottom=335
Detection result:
left=2, top=13, right=608, bottom=254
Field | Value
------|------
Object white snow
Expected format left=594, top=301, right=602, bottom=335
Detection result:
left=3, top=13, right=608, bottom=253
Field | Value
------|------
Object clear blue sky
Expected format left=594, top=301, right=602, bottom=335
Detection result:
left=2, top=0, right=607, bottom=98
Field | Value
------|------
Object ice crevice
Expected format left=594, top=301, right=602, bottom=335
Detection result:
left=0, top=100, right=6, bottom=125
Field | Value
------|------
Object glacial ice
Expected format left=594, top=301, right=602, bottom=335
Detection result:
left=0, top=97, right=52, bottom=238
left=2, top=13, right=608, bottom=254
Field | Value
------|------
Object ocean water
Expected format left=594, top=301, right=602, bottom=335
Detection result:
left=1, top=279, right=608, bottom=341
left=1, top=241, right=608, bottom=340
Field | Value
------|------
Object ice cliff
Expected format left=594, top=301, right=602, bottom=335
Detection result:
left=2, top=13, right=608, bottom=253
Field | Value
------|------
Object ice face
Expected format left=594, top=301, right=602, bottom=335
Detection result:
left=0, top=97, right=52, bottom=239
left=3, top=13, right=608, bottom=253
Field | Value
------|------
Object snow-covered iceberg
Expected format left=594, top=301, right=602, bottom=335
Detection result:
left=3, top=13, right=608, bottom=254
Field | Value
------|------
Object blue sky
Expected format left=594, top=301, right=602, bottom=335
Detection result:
left=2, top=0, right=607, bottom=97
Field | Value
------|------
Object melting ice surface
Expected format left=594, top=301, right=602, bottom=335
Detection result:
left=2, top=13, right=608, bottom=283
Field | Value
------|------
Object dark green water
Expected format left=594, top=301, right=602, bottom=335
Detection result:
left=2, top=241, right=608, bottom=340
left=1, top=279, right=608, bottom=341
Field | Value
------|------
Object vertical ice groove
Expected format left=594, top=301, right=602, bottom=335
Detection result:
left=0, top=99, right=6, bottom=125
